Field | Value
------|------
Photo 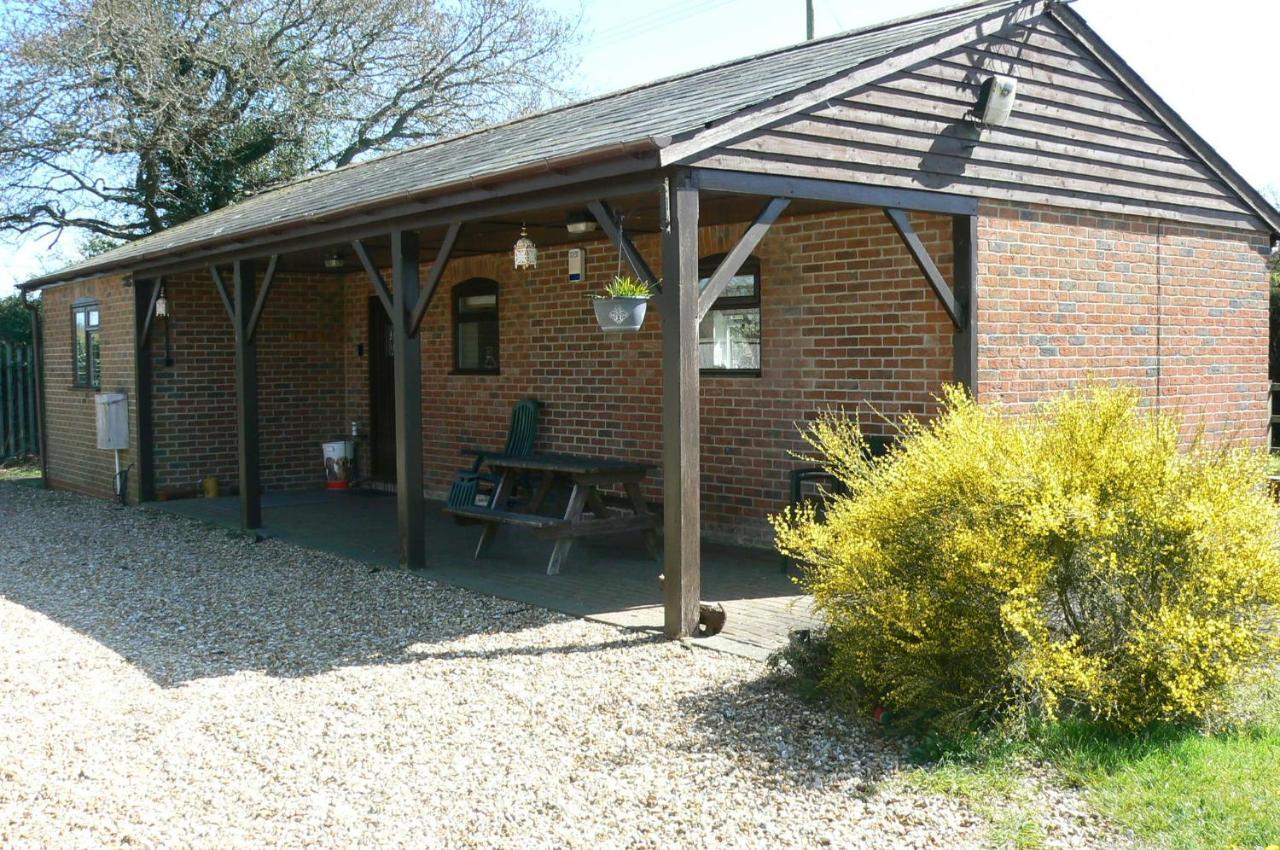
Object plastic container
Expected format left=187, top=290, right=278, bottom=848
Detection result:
left=322, top=440, right=356, bottom=489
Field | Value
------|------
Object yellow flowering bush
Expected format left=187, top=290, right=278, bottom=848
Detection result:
left=773, top=385, right=1280, bottom=731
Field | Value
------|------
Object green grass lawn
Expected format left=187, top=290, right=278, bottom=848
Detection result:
left=901, top=674, right=1280, bottom=849
left=0, top=460, right=40, bottom=481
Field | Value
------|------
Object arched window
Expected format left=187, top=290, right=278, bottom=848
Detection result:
left=452, top=278, right=499, bottom=374
left=697, top=253, right=761, bottom=374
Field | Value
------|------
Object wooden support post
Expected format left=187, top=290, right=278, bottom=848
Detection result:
left=133, top=278, right=159, bottom=502
left=391, top=229, right=425, bottom=570
left=233, top=260, right=262, bottom=529
left=953, top=214, right=979, bottom=394
left=660, top=169, right=701, bottom=638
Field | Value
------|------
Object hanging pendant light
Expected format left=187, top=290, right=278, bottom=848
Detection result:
left=513, top=223, right=537, bottom=269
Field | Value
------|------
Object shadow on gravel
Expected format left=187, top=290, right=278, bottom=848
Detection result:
left=0, top=482, right=802, bottom=688
left=674, top=673, right=901, bottom=787
left=0, top=486, right=608, bottom=687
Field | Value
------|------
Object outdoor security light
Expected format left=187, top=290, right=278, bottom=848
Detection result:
left=973, top=75, right=1018, bottom=127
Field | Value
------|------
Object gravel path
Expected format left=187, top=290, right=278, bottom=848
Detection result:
left=0, top=481, right=1120, bottom=849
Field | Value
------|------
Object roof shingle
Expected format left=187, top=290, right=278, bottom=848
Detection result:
left=26, top=0, right=1023, bottom=287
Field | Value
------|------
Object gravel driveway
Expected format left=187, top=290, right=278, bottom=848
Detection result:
left=0, top=481, right=1118, bottom=849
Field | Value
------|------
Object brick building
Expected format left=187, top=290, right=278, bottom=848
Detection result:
left=21, top=0, right=1280, bottom=635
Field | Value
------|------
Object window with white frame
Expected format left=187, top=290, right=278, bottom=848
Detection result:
left=697, top=253, right=760, bottom=373
left=72, top=300, right=101, bottom=388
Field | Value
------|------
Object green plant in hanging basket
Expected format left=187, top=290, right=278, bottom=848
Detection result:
left=592, top=275, right=657, bottom=332
left=595, top=275, right=656, bottom=299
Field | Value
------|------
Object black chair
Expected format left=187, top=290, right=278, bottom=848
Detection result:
left=783, top=435, right=893, bottom=571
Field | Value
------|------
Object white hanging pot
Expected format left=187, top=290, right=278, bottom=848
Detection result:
left=593, top=296, right=651, bottom=332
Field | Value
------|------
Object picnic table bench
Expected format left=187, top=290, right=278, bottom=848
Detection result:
left=442, top=452, right=660, bottom=575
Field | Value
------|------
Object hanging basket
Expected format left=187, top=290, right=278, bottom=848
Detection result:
left=593, top=296, right=651, bottom=332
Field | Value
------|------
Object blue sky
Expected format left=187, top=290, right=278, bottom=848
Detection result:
left=2, top=0, right=1276, bottom=295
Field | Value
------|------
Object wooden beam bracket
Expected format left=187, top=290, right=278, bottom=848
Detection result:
left=884, top=208, right=962, bottom=328
left=697, top=197, right=789, bottom=322
left=138, top=276, right=162, bottom=349
left=245, top=255, right=280, bottom=342
left=409, top=222, right=461, bottom=336
left=586, top=199, right=658, bottom=285
left=353, top=240, right=394, bottom=318
left=210, top=266, right=235, bottom=323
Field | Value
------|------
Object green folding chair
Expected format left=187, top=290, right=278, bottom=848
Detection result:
left=447, top=398, right=543, bottom=511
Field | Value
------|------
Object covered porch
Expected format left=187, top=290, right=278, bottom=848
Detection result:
left=147, top=488, right=814, bottom=660
left=124, top=166, right=972, bottom=640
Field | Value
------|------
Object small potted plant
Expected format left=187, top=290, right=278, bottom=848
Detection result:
left=592, top=275, right=656, bottom=332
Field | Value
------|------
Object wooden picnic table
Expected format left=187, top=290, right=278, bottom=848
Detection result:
left=442, top=452, right=660, bottom=575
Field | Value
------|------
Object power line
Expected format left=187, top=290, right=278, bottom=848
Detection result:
left=589, top=0, right=741, bottom=47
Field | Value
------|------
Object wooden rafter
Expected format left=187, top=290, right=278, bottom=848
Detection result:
left=586, top=199, right=657, bottom=284
left=697, top=197, right=789, bottom=322
left=884, top=208, right=961, bottom=328
left=353, top=239, right=393, bottom=317
left=409, top=222, right=461, bottom=336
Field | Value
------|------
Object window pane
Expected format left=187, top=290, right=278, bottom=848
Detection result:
left=457, top=319, right=499, bottom=371
left=698, top=271, right=757, bottom=300
left=88, top=329, right=101, bottom=386
left=87, top=309, right=100, bottom=328
left=459, top=293, right=496, bottom=312
left=722, top=272, right=756, bottom=299
left=699, top=307, right=760, bottom=370
left=75, top=320, right=88, bottom=385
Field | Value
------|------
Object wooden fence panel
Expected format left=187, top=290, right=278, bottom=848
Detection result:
left=0, top=341, right=38, bottom=461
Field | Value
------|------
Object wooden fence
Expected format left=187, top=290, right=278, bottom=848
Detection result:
left=0, top=341, right=38, bottom=461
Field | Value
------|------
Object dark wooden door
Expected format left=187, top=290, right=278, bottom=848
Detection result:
left=368, top=297, right=397, bottom=480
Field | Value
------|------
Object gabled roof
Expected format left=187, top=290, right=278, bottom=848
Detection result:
left=23, top=0, right=1031, bottom=289
left=23, top=0, right=1280, bottom=290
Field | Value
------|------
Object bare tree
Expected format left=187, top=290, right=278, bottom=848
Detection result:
left=0, top=0, right=577, bottom=243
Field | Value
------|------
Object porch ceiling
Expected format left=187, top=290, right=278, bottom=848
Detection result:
left=239, top=191, right=867, bottom=276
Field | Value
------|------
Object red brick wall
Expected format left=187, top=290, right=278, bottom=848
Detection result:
left=149, top=271, right=345, bottom=494
left=342, top=207, right=954, bottom=544
left=39, top=203, right=1273, bottom=545
left=978, top=201, right=1271, bottom=445
left=40, top=276, right=139, bottom=501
